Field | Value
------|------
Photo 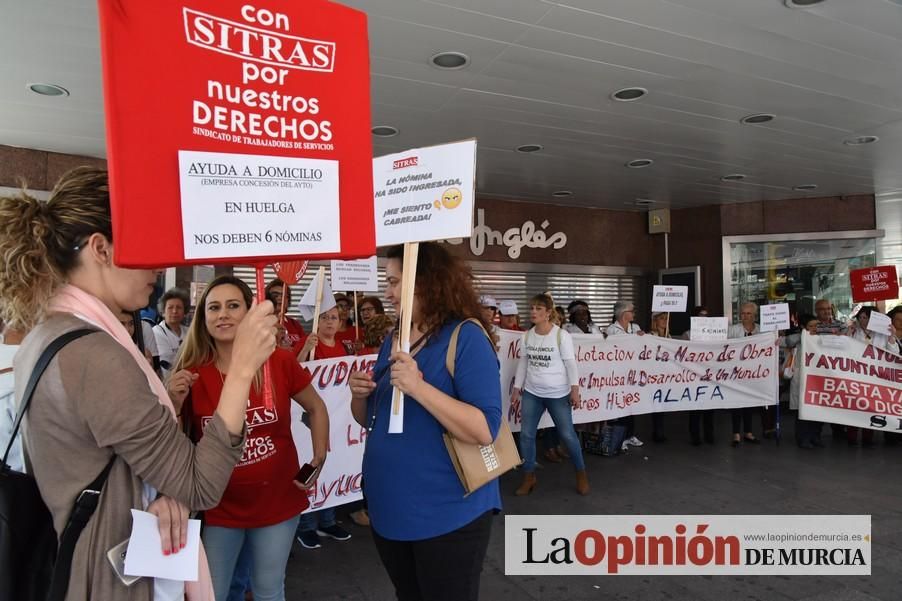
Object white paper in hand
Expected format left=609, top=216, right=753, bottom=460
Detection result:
left=124, top=509, right=201, bottom=582
left=866, top=311, right=892, bottom=337
left=297, top=271, right=336, bottom=321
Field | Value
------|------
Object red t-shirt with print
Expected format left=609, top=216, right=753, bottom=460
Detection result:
left=335, top=327, right=359, bottom=355
left=282, top=317, right=307, bottom=357
left=188, top=349, right=312, bottom=528
left=313, top=339, right=350, bottom=359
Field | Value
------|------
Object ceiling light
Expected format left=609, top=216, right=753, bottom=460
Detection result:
left=371, top=125, right=399, bottom=137
left=843, top=135, right=878, bottom=146
left=516, top=144, right=543, bottom=153
left=28, top=83, right=69, bottom=97
left=430, top=51, right=470, bottom=70
left=611, top=87, right=647, bottom=102
left=793, top=184, right=818, bottom=191
left=552, top=190, right=573, bottom=198
left=634, top=198, right=656, bottom=206
left=741, top=113, right=776, bottom=125
left=626, top=158, right=654, bottom=168
left=783, top=0, right=826, bottom=7
left=721, top=174, right=747, bottom=182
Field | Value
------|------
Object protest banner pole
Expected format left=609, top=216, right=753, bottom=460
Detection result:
left=665, top=312, right=671, bottom=338
left=309, top=266, right=326, bottom=362
left=774, top=332, right=782, bottom=445
left=354, top=293, right=360, bottom=341
left=279, top=293, right=287, bottom=323
left=391, top=242, right=419, bottom=422
left=255, top=265, right=275, bottom=411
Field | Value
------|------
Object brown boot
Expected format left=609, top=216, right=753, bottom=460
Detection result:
left=575, top=470, right=590, bottom=496
left=515, top=472, right=537, bottom=496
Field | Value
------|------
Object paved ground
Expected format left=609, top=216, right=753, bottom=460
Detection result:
left=284, top=412, right=902, bottom=601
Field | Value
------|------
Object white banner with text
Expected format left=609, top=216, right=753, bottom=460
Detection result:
left=292, top=331, right=779, bottom=509
left=292, top=355, right=375, bottom=512
left=798, top=332, right=902, bottom=432
left=500, top=330, right=779, bottom=431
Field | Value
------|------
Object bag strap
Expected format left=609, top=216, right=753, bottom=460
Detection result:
left=48, top=454, right=116, bottom=601
left=2, top=328, right=96, bottom=468
left=445, top=318, right=493, bottom=378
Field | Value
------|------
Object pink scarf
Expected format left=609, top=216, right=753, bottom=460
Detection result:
left=49, top=284, right=214, bottom=601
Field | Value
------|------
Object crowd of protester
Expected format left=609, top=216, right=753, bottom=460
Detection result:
left=1, top=167, right=900, bottom=601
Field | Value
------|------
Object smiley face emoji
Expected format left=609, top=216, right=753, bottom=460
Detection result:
left=441, top=187, right=463, bottom=210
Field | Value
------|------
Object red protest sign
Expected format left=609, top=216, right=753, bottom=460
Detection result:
left=850, top=266, right=899, bottom=302
left=98, top=1, right=374, bottom=267
left=273, top=261, right=309, bottom=285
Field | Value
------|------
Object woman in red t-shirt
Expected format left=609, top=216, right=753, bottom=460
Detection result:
left=265, top=278, right=307, bottom=357
left=169, top=276, right=329, bottom=601
left=298, top=306, right=350, bottom=361
left=333, top=293, right=360, bottom=355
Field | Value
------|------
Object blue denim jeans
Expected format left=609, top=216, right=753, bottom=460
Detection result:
left=203, top=514, right=300, bottom=601
left=519, top=390, right=585, bottom=472
left=225, top=542, right=253, bottom=601
left=297, top=506, right=337, bottom=533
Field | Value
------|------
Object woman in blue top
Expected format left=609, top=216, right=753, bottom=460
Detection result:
left=349, top=242, right=502, bottom=601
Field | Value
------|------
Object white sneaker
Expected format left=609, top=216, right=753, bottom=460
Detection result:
left=620, top=441, right=630, bottom=452
left=626, top=436, right=644, bottom=447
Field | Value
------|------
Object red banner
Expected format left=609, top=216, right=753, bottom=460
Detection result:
left=98, top=1, right=374, bottom=267
left=849, top=266, right=899, bottom=302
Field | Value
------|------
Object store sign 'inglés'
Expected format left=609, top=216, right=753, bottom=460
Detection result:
left=444, top=208, right=568, bottom=259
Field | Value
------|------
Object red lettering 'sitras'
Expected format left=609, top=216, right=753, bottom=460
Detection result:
left=97, top=0, right=374, bottom=267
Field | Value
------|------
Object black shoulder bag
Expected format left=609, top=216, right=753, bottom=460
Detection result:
left=0, top=328, right=116, bottom=601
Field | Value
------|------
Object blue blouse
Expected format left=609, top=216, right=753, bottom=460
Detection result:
left=362, top=319, right=503, bottom=541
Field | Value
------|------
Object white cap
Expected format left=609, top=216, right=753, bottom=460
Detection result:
left=498, top=300, right=519, bottom=316
left=479, top=295, right=498, bottom=308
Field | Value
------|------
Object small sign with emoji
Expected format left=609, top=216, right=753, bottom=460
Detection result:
left=372, top=139, right=477, bottom=247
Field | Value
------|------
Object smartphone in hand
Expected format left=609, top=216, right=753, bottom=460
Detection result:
left=295, top=463, right=317, bottom=486
left=107, top=539, right=141, bottom=586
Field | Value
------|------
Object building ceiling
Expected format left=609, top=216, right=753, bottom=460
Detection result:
left=3, top=0, right=902, bottom=212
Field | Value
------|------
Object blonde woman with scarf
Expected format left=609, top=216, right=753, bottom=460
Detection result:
left=0, top=167, right=277, bottom=601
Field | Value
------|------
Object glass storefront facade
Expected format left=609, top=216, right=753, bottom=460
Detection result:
left=723, top=231, right=881, bottom=324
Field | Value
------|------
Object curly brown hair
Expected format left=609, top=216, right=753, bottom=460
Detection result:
left=0, top=167, right=112, bottom=329
left=363, top=313, right=395, bottom=348
left=386, top=242, right=493, bottom=334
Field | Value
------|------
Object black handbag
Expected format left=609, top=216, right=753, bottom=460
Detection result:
left=0, top=328, right=115, bottom=601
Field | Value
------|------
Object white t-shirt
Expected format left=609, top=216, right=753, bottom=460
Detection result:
left=564, top=322, right=604, bottom=335
left=848, top=324, right=893, bottom=352
left=0, top=341, right=23, bottom=472
left=152, top=322, right=184, bottom=378
left=728, top=323, right=760, bottom=339
left=142, top=321, right=159, bottom=357
left=605, top=321, right=642, bottom=337
left=515, top=325, right=578, bottom=398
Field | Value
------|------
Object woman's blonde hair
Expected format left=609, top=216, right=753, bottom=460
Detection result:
left=0, top=167, right=112, bottom=330
left=172, top=275, right=261, bottom=390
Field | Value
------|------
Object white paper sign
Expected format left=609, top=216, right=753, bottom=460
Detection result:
left=690, top=317, right=729, bottom=341
left=178, top=150, right=340, bottom=259
left=866, top=310, right=893, bottom=337
left=651, top=285, right=688, bottom=313
left=760, top=303, right=791, bottom=332
left=298, top=271, right=336, bottom=321
left=374, top=139, right=477, bottom=247
left=330, top=256, right=379, bottom=291
left=124, top=509, right=201, bottom=581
